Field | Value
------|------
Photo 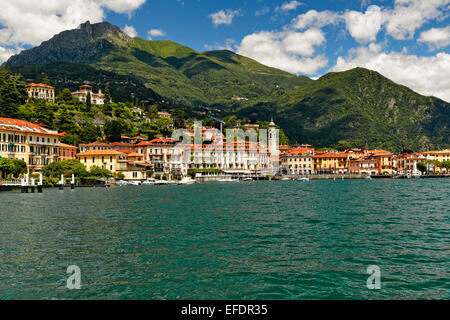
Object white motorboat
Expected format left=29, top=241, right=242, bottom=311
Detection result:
left=281, top=178, right=291, bottom=181
left=128, top=181, right=141, bottom=186
left=142, top=181, right=154, bottom=185
left=297, top=178, right=310, bottom=182
left=178, top=177, right=197, bottom=185
left=154, top=180, right=170, bottom=186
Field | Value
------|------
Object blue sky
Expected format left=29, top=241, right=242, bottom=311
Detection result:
left=0, top=0, right=449, bottom=101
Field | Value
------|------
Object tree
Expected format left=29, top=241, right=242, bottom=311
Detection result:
left=104, top=119, right=126, bottom=142
left=155, top=117, right=174, bottom=137
left=114, top=172, right=125, bottom=181
left=333, top=140, right=352, bottom=151
left=78, top=122, right=102, bottom=143
left=147, top=105, right=158, bottom=120
left=61, top=134, right=79, bottom=146
left=172, top=109, right=185, bottom=128
left=58, top=88, right=74, bottom=104
left=0, top=158, right=15, bottom=178
left=0, top=67, right=27, bottom=118
left=103, top=87, right=112, bottom=115
left=41, top=75, right=51, bottom=85
left=11, top=159, right=27, bottom=177
left=89, top=166, right=111, bottom=178
left=42, top=162, right=64, bottom=178
left=417, top=161, right=427, bottom=174
left=61, top=159, right=88, bottom=177
left=442, top=161, right=450, bottom=170
left=85, top=92, right=92, bottom=112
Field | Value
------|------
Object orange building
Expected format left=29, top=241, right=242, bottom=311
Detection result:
left=59, top=143, right=77, bottom=161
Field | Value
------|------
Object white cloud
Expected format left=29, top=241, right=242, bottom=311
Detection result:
left=276, top=1, right=303, bottom=12
left=385, top=0, right=449, bottom=40
left=0, top=0, right=147, bottom=62
left=209, top=9, right=241, bottom=26
left=282, top=29, right=326, bottom=57
left=332, top=44, right=450, bottom=102
left=344, top=5, right=385, bottom=44
left=418, top=26, right=450, bottom=50
left=292, top=10, right=341, bottom=30
left=292, top=1, right=449, bottom=43
left=147, top=29, right=165, bottom=40
left=236, top=29, right=328, bottom=75
left=99, top=0, right=146, bottom=14
left=123, top=25, right=137, bottom=38
left=0, top=46, right=19, bottom=63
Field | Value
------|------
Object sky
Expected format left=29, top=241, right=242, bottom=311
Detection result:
left=0, top=0, right=449, bottom=101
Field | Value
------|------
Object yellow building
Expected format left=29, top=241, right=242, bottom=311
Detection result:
left=313, top=152, right=350, bottom=174
left=26, top=83, right=55, bottom=102
left=423, top=149, right=450, bottom=173
left=0, top=117, right=61, bottom=174
left=76, top=150, right=125, bottom=173
left=281, top=147, right=314, bottom=175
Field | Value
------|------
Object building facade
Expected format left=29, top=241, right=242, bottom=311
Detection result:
left=71, top=85, right=105, bottom=105
left=281, top=147, right=314, bottom=175
left=59, top=143, right=77, bottom=161
left=26, top=83, right=55, bottom=102
left=0, top=117, right=61, bottom=173
left=76, top=150, right=125, bottom=173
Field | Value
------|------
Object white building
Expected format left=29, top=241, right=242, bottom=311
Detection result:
left=71, top=85, right=105, bottom=105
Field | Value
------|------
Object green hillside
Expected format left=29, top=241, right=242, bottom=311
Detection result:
left=235, top=68, right=450, bottom=152
left=5, top=21, right=311, bottom=107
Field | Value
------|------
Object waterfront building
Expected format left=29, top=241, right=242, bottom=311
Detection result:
left=313, top=152, right=351, bottom=174
left=26, top=83, right=55, bottom=102
left=136, top=138, right=179, bottom=178
left=396, top=152, right=426, bottom=175
left=0, top=117, right=61, bottom=173
left=349, top=155, right=379, bottom=175
left=367, top=150, right=395, bottom=174
left=423, top=149, right=450, bottom=173
left=116, top=152, right=152, bottom=181
left=76, top=150, right=125, bottom=173
left=59, top=143, right=77, bottom=161
left=71, top=85, right=104, bottom=105
left=281, top=147, right=314, bottom=175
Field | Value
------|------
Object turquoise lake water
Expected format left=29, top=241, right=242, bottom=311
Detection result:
left=0, top=179, right=448, bottom=300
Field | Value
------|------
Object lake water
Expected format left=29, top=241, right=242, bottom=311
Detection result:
left=0, top=179, right=448, bottom=300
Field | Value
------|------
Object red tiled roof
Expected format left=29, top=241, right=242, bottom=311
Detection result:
left=0, top=117, right=61, bottom=136
left=76, top=150, right=125, bottom=156
left=136, top=138, right=175, bottom=146
left=27, top=83, right=55, bottom=89
left=59, top=143, right=77, bottom=149
left=79, top=142, right=111, bottom=147
left=313, top=153, right=349, bottom=158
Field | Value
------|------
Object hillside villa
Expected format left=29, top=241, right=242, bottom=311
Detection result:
left=26, top=83, right=55, bottom=103
left=71, top=85, right=105, bottom=105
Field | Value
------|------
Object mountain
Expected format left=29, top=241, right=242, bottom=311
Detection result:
left=4, top=21, right=311, bottom=107
left=4, top=22, right=450, bottom=151
left=235, top=68, right=450, bottom=152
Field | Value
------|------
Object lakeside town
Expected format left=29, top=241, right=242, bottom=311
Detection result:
left=1, top=82, right=449, bottom=188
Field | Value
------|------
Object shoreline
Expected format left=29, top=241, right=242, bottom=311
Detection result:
left=1, top=175, right=449, bottom=192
